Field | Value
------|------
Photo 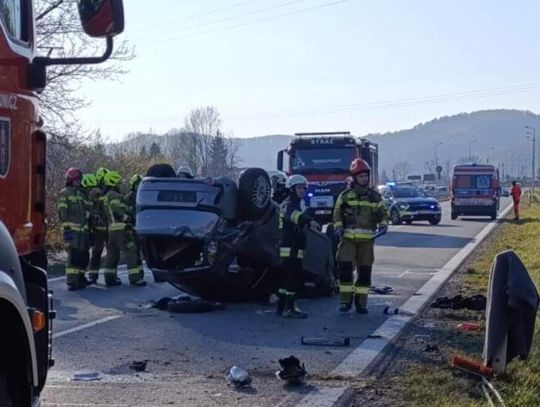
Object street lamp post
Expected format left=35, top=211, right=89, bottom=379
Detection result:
left=525, top=126, right=536, bottom=195
left=434, top=142, right=443, bottom=184
left=468, top=139, right=477, bottom=162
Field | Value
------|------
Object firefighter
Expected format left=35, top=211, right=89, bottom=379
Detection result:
left=125, top=174, right=144, bottom=281
left=511, top=180, right=522, bottom=221
left=58, top=167, right=92, bottom=290
left=83, top=172, right=108, bottom=283
left=271, top=172, right=288, bottom=204
left=276, top=174, right=320, bottom=318
left=102, top=171, right=147, bottom=287
left=176, top=165, right=194, bottom=179
left=333, top=159, right=388, bottom=313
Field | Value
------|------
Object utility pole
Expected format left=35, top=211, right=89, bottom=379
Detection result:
left=468, top=139, right=477, bottom=162
left=525, top=126, right=536, bottom=196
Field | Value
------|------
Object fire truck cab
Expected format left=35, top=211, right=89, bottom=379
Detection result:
left=277, top=132, right=378, bottom=223
left=0, top=1, right=124, bottom=405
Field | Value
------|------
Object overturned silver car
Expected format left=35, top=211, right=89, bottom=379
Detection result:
left=136, top=167, right=337, bottom=301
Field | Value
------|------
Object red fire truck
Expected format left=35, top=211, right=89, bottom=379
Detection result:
left=0, top=1, right=124, bottom=405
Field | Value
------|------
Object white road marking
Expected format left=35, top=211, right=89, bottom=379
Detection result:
left=53, top=315, right=123, bottom=339
left=295, top=387, right=351, bottom=407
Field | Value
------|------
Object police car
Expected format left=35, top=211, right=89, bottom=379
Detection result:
left=378, top=183, right=442, bottom=225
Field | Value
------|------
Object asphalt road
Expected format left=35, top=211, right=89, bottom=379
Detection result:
left=41, top=198, right=512, bottom=407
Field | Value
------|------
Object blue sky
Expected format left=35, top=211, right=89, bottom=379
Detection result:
left=78, top=0, right=540, bottom=140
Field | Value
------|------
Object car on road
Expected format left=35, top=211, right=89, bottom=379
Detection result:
left=378, top=183, right=442, bottom=225
left=136, top=166, right=337, bottom=301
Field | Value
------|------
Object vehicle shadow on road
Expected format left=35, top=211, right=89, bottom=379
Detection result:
left=378, top=231, right=472, bottom=249
left=458, top=218, right=492, bottom=223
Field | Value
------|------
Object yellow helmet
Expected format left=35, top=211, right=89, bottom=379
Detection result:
left=129, top=174, right=142, bottom=190
left=104, top=171, right=122, bottom=187
left=82, top=173, right=98, bottom=189
left=96, top=167, right=109, bottom=182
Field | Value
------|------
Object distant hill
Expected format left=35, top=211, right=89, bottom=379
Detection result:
left=111, top=109, right=540, bottom=177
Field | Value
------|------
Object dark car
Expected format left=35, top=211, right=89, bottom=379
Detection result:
left=136, top=166, right=337, bottom=301
left=378, top=184, right=442, bottom=225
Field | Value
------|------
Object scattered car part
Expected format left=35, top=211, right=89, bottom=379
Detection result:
left=276, top=356, right=306, bottom=385
left=129, top=361, right=147, bottom=372
left=370, top=285, right=394, bottom=295
left=226, top=366, right=252, bottom=387
left=431, top=294, right=486, bottom=310
left=301, top=336, right=350, bottom=347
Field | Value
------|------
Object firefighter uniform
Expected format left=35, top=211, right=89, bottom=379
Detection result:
left=334, top=173, right=388, bottom=313
left=124, top=174, right=144, bottom=281
left=103, top=171, right=146, bottom=287
left=88, top=187, right=109, bottom=281
left=276, top=174, right=315, bottom=318
left=58, top=171, right=90, bottom=289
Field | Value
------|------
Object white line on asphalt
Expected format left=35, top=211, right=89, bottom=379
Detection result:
left=397, top=269, right=410, bottom=278
left=297, top=202, right=513, bottom=406
left=53, top=315, right=123, bottom=339
left=295, top=387, right=351, bottom=407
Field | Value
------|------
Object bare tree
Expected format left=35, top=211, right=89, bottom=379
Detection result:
left=393, top=161, right=413, bottom=181
left=36, top=0, right=134, bottom=142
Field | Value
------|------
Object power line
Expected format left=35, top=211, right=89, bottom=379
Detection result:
left=131, top=0, right=259, bottom=33
left=137, top=0, right=348, bottom=46
left=133, top=0, right=309, bottom=42
left=223, top=83, right=540, bottom=120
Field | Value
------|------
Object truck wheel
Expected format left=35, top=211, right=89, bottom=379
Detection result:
left=238, top=168, right=271, bottom=220
left=390, top=209, right=401, bottom=225
left=0, top=372, right=14, bottom=407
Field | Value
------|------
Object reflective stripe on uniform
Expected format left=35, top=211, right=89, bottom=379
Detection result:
left=354, top=286, right=369, bottom=294
left=65, top=267, right=80, bottom=275
left=58, top=203, right=68, bottom=209
left=344, top=200, right=378, bottom=208
left=62, top=222, right=88, bottom=232
left=280, top=247, right=304, bottom=259
left=95, top=226, right=108, bottom=232
left=343, top=228, right=374, bottom=240
left=104, top=269, right=117, bottom=275
left=127, top=268, right=140, bottom=276
left=108, top=222, right=126, bottom=231
left=67, top=195, right=84, bottom=202
left=334, top=221, right=343, bottom=228
left=290, top=210, right=302, bottom=224
left=339, top=283, right=354, bottom=293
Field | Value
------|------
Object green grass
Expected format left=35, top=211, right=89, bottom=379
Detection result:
left=399, top=200, right=540, bottom=407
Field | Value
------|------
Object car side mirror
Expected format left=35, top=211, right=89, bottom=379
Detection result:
left=79, top=0, right=125, bottom=38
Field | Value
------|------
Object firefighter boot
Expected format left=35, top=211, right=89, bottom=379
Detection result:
left=339, top=288, right=353, bottom=313
left=282, top=295, right=308, bottom=319
left=354, top=294, right=368, bottom=314
left=276, top=290, right=287, bottom=316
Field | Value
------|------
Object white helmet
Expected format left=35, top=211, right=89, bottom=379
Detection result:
left=286, top=174, right=308, bottom=189
left=177, top=165, right=194, bottom=178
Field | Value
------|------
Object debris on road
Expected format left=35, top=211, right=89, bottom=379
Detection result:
left=457, top=322, right=481, bottom=332
left=226, top=366, right=252, bottom=387
left=301, top=336, right=350, bottom=347
left=276, top=356, right=306, bottom=385
left=72, top=372, right=101, bottom=381
left=129, top=360, right=147, bottom=372
left=430, top=294, right=486, bottom=310
left=167, top=297, right=225, bottom=313
left=370, top=286, right=394, bottom=295
left=383, top=306, right=415, bottom=316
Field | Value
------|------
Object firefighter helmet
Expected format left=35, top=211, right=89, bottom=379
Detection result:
left=95, top=167, right=109, bottom=182
left=176, top=165, right=194, bottom=178
left=286, top=174, right=308, bottom=189
left=104, top=170, right=122, bottom=187
left=350, top=159, right=371, bottom=176
left=129, top=174, right=142, bottom=190
left=271, top=172, right=287, bottom=186
left=65, top=167, right=83, bottom=185
left=82, top=173, right=98, bottom=189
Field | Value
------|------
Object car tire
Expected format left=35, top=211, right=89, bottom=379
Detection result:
left=238, top=168, right=271, bottom=220
left=0, top=372, right=14, bottom=407
left=390, top=209, right=401, bottom=225
left=429, top=217, right=441, bottom=225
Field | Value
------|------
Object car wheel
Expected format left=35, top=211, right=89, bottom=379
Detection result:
left=0, top=372, right=14, bottom=407
left=429, top=217, right=441, bottom=225
left=238, top=168, right=271, bottom=220
left=390, top=209, right=401, bottom=225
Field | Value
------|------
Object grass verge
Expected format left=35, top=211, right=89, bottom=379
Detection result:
left=400, top=201, right=540, bottom=407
